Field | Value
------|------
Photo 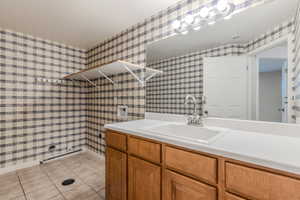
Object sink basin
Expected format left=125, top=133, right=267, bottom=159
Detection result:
left=145, top=124, right=225, bottom=144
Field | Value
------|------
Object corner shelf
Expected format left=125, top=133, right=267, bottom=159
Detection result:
left=63, top=60, right=162, bottom=87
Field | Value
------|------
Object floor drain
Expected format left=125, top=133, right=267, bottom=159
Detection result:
left=62, top=178, right=75, bottom=186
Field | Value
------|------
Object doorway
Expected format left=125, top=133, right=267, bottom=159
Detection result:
left=255, top=42, right=288, bottom=123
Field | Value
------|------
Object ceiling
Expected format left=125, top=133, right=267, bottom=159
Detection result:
left=147, top=0, right=298, bottom=63
left=0, top=0, right=179, bottom=49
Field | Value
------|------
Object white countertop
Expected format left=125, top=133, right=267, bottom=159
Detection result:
left=105, top=119, right=300, bottom=175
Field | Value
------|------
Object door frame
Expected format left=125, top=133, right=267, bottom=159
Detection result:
left=247, top=34, right=294, bottom=123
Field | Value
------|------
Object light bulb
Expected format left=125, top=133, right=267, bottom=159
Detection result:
left=181, top=30, right=189, bottom=35
left=209, top=10, right=217, bottom=18
left=208, top=21, right=216, bottom=25
left=184, top=14, right=194, bottom=24
left=172, top=20, right=181, bottom=29
left=217, top=0, right=229, bottom=12
left=224, top=14, right=232, bottom=20
left=193, top=26, right=201, bottom=31
left=193, top=16, right=201, bottom=24
left=200, top=7, right=209, bottom=18
left=181, top=22, right=188, bottom=29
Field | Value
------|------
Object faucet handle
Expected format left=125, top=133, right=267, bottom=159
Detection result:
left=186, top=115, right=194, bottom=124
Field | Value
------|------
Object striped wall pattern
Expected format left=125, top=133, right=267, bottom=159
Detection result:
left=85, top=0, right=288, bottom=154
left=294, top=1, right=300, bottom=123
left=146, top=44, right=245, bottom=115
left=0, top=29, right=86, bottom=168
left=146, top=19, right=294, bottom=116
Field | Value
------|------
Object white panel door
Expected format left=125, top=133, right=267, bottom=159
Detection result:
left=203, top=56, right=248, bottom=119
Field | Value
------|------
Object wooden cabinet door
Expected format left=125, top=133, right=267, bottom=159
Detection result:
left=225, top=193, right=246, bottom=200
left=164, top=170, right=217, bottom=200
left=106, top=147, right=127, bottom=200
left=128, top=156, right=161, bottom=200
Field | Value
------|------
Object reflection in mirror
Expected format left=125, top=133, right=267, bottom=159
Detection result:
left=146, top=0, right=298, bottom=123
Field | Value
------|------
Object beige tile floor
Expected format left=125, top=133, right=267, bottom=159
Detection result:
left=0, top=152, right=105, bottom=200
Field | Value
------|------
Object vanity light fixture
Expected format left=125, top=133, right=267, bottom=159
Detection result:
left=172, top=0, right=235, bottom=35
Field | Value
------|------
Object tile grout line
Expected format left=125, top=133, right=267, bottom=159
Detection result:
left=16, top=172, right=28, bottom=200
left=40, top=164, right=68, bottom=200
left=60, top=154, right=105, bottom=199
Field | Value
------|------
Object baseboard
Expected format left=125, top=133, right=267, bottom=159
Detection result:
left=0, top=147, right=88, bottom=175
left=85, top=148, right=105, bottom=160
left=0, top=160, right=40, bottom=175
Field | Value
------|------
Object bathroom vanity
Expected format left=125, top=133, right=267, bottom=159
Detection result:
left=104, top=119, right=300, bottom=200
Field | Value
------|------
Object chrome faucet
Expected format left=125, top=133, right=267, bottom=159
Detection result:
left=184, top=94, right=203, bottom=126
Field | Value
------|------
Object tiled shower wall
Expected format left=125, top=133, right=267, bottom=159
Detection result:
left=294, top=1, right=300, bottom=123
left=85, top=0, right=296, bottom=154
left=0, top=29, right=86, bottom=169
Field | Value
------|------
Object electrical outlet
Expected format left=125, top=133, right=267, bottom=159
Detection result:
left=48, top=144, right=56, bottom=152
left=117, top=105, right=128, bottom=120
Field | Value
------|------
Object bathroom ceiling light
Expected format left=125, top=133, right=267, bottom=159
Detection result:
left=172, top=20, right=181, bottom=29
left=172, top=0, right=235, bottom=35
left=193, top=26, right=201, bottom=31
left=217, top=0, right=229, bottom=12
left=208, top=21, right=216, bottom=25
left=184, top=14, right=194, bottom=24
left=224, top=15, right=232, bottom=20
left=193, top=16, right=201, bottom=25
left=181, top=30, right=189, bottom=35
left=209, top=10, right=217, bottom=18
left=200, top=7, right=210, bottom=18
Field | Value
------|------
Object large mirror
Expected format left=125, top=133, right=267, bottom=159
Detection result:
left=146, top=0, right=298, bottom=123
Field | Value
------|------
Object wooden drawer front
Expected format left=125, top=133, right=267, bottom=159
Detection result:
left=164, top=170, right=217, bottom=200
left=165, top=146, right=217, bottom=184
left=225, top=162, right=300, bottom=200
left=106, top=131, right=127, bottom=151
left=225, top=193, right=246, bottom=200
left=128, top=137, right=161, bottom=163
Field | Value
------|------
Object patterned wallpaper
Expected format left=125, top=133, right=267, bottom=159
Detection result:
left=294, top=1, right=300, bottom=123
left=0, top=29, right=86, bottom=168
